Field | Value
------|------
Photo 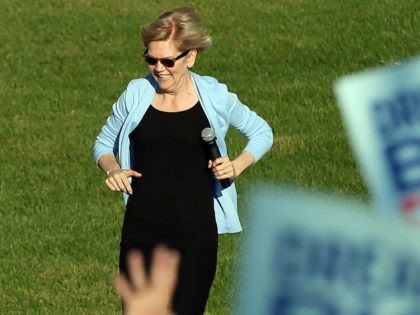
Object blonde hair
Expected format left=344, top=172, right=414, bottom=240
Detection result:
left=140, top=7, right=212, bottom=53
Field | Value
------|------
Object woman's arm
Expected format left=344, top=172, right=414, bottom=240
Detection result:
left=94, top=85, right=143, bottom=194
left=212, top=92, right=272, bottom=181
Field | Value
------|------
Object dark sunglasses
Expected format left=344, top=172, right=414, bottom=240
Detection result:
left=143, top=49, right=190, bottom=68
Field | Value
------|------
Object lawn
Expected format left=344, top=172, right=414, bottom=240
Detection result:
left=1, top=0, right=419, bottom=314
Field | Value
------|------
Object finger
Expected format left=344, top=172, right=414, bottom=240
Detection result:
left=216, top=171, right=229, bottom=180
left=105, top=178, right=117, bottom=191
left=115, top=171, right=135, bottom=193
left=123, top=171, right=141, bottom=194
left=215, top=157, right=230, bottom=169
left=126, top=170, right=142, bottom=178
left=214, top=162, right=227, bottom=174
left=106, top=176, right=123, bottom=192
left=213, top=157, right=225, bottom=167
left=212, top=166, right=224, bottom=179
left=114, top=176, right=130, bottom=193
left=215, top=163, right=235, bottom=179
left=106, top=171, right=140, bottom=194
left=213, top=164, right=224, bottom=174
left=150, top=246, right=180, bottom=297
left=114, top=273, right=135, bottom=303
left=120, top=176, right=134, bottom=195
left=127, top=250, right=147, bottom=291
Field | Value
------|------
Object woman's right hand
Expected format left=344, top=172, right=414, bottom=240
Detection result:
left=105, top=169, right=142, bottom=195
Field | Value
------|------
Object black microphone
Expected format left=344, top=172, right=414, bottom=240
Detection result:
left=201, top=127, right=232, bottom=188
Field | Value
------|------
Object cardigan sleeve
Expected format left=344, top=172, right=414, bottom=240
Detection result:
left=192, top=73, right=273, bottom=162
left=225, top=89, right=273, bottom=162
left=93, top=89, right=129, bottom=164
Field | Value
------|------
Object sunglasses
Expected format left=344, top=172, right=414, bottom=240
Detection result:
left=143, top=49, right=191, bottom=68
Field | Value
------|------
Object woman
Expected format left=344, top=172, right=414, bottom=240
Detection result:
left=94, top=7, right=272, bottom=315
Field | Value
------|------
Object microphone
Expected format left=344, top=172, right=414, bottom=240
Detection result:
left=201, top=127, right=232, bottom=188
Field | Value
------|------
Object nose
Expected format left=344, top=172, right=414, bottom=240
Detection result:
left=154, top=61, right=165, bottom=71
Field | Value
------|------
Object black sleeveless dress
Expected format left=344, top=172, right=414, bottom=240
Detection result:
left=119, top=102, right=218, bottom=315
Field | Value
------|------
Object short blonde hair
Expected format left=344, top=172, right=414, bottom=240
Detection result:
left=140, top=7, right=212, bottom=53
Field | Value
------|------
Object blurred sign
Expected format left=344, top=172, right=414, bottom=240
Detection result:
left=236, top=185, right=420, bottom=315
left=334, top=57, right=420, bottom=222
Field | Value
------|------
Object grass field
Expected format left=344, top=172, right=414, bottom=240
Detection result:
left=1, top=0, right=419, bottom=314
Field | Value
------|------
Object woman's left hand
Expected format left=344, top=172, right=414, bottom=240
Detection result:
left=208, top=157, right=236, bottom=180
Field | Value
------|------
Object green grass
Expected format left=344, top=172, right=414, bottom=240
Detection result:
left=1, top=0, right=419, bottom=313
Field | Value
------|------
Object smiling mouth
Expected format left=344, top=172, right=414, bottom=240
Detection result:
left=155, top=73, right=171, bottom=79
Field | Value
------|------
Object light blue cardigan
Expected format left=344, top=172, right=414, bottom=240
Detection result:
left=93, top=71, right=273, bottom=233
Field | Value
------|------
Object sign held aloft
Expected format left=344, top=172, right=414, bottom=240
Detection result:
left=334, top=57, right=420, bottom=222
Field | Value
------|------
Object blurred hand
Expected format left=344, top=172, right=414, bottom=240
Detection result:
left=208, top=156, right=236, bottom=180
left=115, top=246, right=180, bottom=315
left=105, top=169, right=142, bottom=194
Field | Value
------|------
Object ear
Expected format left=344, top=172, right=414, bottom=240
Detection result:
left=187, top=49, right=198, bottom=68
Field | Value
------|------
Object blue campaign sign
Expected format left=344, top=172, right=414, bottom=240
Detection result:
left=334, top=56, right=420, bottom=221
left=235, top=185, right=420, bottom=315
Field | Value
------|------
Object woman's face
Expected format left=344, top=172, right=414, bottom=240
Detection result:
left=146, top=40, right=196, bottom=93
